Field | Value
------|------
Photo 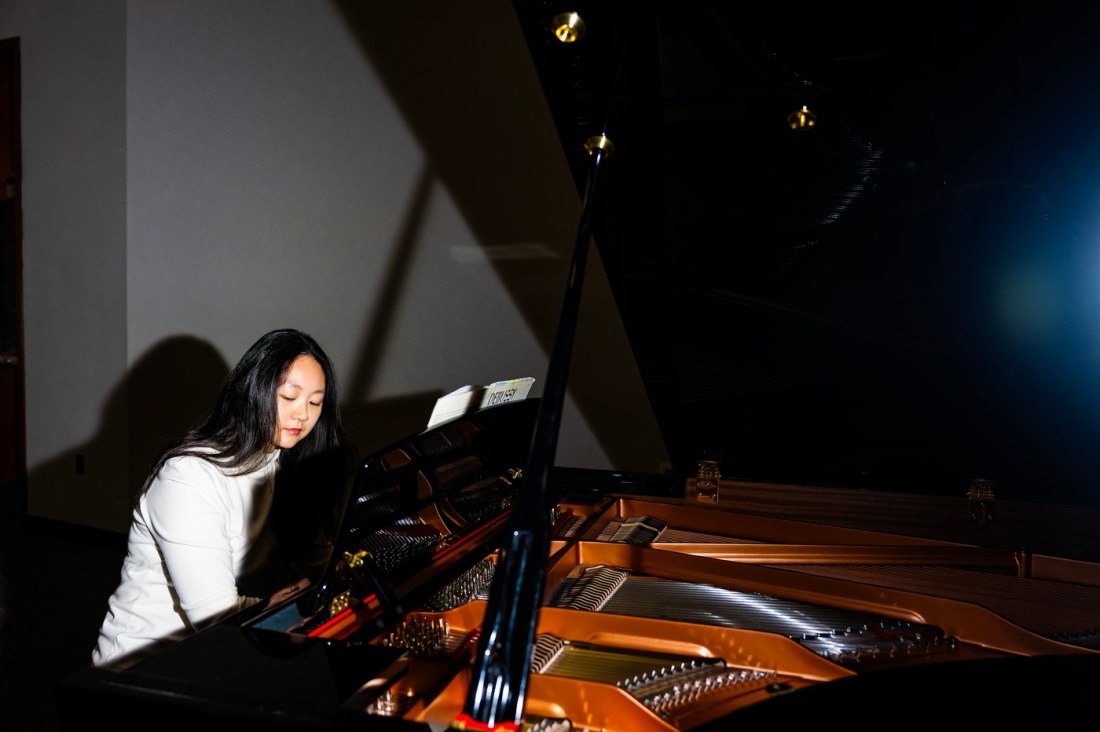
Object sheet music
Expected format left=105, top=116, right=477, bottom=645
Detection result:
left=426, top=377, right=535, bottom=428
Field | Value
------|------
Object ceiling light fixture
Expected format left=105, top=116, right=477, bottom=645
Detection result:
left=787, top=105, right=817, bottom=131
left=551, top=12, right=586, bottom=43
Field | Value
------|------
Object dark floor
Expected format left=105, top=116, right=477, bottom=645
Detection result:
left=0, top=513, right=127, bottom=731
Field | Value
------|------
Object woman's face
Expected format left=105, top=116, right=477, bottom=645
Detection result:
left=273, top=355, right=326, bottom=449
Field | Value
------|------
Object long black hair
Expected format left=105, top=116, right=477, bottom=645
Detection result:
left=138, top=328, right=347, bottom=498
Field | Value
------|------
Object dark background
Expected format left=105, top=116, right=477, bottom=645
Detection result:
left=516, top=0, right=1100, bottom=506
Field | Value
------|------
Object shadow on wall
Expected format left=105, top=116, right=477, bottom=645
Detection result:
left=2, top=335, right=228, bottom=730
left=126, top=336, right=232, bottom=494
left=26, top=335, right=230, bottom=529
left=331, top=0, right=669, bottom=473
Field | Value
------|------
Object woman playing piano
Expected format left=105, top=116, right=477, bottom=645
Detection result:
left=91, top=328, right=353, bottom=669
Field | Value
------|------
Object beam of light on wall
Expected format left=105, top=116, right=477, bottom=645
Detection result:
left=451, top=243, right=559, bottom=263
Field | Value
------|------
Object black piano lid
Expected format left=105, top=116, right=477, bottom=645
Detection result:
left=511, top=0, right=1100, bottom=507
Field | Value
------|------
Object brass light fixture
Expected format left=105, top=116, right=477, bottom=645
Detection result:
left=551, top=12, right=586, bottom=43
left=787, top=104, right=817, bottom=131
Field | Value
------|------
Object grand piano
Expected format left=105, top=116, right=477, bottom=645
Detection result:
left=61, top=2, right=1100, bottom=729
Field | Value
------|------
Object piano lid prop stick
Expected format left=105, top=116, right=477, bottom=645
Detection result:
left=457, top=118, right=618, bottom=732
left=457, top=7, right=627, bottom=725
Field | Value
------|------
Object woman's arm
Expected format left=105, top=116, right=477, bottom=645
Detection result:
left=142, top=458, right=262, bottom=628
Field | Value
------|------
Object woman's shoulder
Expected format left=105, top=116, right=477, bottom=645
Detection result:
left=157, top=449, right=279, bottom=483
left=147, top=454, right=225, bottom=497
left=141, top=455, right=232, bottom=517
left=159, top=450, right=226, bottom=477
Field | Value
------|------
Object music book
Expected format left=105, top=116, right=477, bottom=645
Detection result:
left=426, top=377, right=536, bottom=428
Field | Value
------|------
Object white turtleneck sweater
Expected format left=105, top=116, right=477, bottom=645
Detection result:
left=91, top=450, right=280, bottom=668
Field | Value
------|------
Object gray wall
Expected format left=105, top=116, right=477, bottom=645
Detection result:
left=0, top=0, right=667, bottom=533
